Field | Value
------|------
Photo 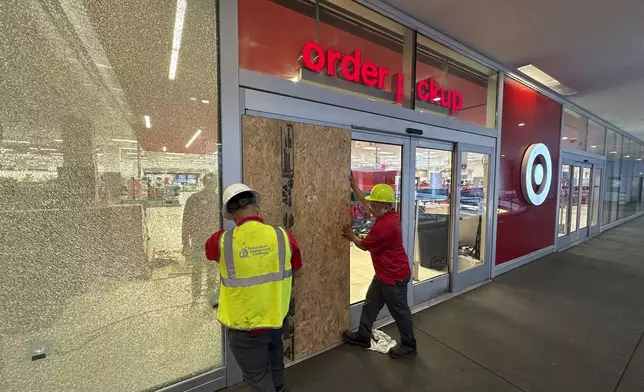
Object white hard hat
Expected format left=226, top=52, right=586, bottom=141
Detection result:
left=221, top=183, right=261, bottom=220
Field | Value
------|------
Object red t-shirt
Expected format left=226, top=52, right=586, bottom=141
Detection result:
left=360, top=211, right=411, bottom=285
left=205, top=216, right=302, bottom=334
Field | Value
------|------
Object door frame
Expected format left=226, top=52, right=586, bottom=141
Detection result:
left=450, top=143, right=496, bottom=292
left=556, top=151, right=605, bottom=250
left=242, top=88, right=497, bottom=330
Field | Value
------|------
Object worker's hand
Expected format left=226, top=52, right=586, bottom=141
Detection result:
left=341, top=224, right=354, bottom=240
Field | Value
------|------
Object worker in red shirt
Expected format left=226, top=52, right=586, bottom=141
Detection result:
left=205, top=184, right=303, bottom=392
left=341, top=176, right=417, bottom=359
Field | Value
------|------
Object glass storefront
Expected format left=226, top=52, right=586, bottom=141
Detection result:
left=239, top=0, right=411, bottom=106
left=0, top=1, right=223, bottom=391
left=413, top=148, right=452, bottom=282
left=562, top=108, right=587, bottom=151
left=587, top=120, right=606, bottom=155
left=414, top=34, right=498, bottom=128
left=604, top=130, right=622, bottom=224
left=349, top=140, right=402, bottom=304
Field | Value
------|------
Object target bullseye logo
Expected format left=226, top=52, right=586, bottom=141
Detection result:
left=521, top=143, right=552, bottom=206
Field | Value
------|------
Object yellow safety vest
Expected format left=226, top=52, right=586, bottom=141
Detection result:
left=218, top=220, right=293, bottom=330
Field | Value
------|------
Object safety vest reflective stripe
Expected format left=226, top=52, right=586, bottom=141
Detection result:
left=221, top=226, right=290, bottom=288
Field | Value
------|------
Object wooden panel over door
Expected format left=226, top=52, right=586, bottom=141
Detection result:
left=242, top=115, right=351, bottom=359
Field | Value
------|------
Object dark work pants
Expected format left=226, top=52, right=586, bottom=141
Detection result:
left=188, top=248, right=218, bottom=303
left=358, top=276, right=417, bottom=350
left=228, top=328, right=284, bottom=392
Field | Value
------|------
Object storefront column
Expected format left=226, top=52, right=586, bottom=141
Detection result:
left=218, top=0, right=244, bottom=387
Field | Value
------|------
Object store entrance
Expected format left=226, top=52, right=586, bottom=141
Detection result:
left=557, top=153, right=605, bottom=249
left=349, top=132, right=495, bottom=312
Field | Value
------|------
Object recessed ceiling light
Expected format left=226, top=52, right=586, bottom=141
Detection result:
left=625, top=155, right=631, bottom=158
left=168, top=0, right=188, bottom=81
left=185, top=129, right=203, bottom=148
left=144, top=115, right=151, bottom=129
left=201, top=99, right=210, bottom=104
left=562, top=137, right=569, bottom=140
left=518, top=123, right=525, bottom=127
left=517, top=64, right=578, bottom=96
left=190, top=97, right=197, bottom=101
left=637, top=158, right=643, bottom=161
left=591, top=145, right=597, bottom=148
left=432, top=97, right=441, bottom=102
left=610, top=151, right=618, bottom=154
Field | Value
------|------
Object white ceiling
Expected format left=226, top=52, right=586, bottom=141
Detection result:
left=381, top=0, right=644, bottom=141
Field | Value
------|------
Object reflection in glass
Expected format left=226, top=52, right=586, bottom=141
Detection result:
left=415, top=34, right=498, bottom=128
left=604, top=131, right=622, bottom=224
left=350, top=140, right=402, bottom=304
left=558, top=165, right=571, bottom=237
left=562, top=109, right=586, bottom=151
left=587, top=120, right=606, bottom=155
left=413, top=148, right=451, bottom=283
left=457, top=152, right=488, bottom=272
left=580, top=168, right=591, bottom=229
left=591, top=168, right=602, bottom=227
left=571, top=167, right=580, bottom=232
left=0, top=1, right=222, bottom=391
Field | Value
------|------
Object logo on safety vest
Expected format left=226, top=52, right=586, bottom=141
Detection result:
left=521, top=143, right=553, bottom=206
left=239, top=248, right=249, bottom=258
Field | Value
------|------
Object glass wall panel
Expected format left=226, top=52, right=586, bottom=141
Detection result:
left=350, top=140, right=402, bottom=303
left=638, top=145, right=644, bottom=213
left=457, top=152, right=489, bottom=272
left=562, top=108, right=586, bottom=150
left=415, top=34, right=498, bottom=128
left=587, top=120, right=606, bottom=155
left=591, top=168, right=602, bottom=227
left=413, top=148, right=451, bottom=283
left=604, top=130, right=622, bottom=223
left=0, top=1, right=223, bottom=391
left=570, top=166, right=580, bottom=232
left=619, top=138, right=635, bottom=219
left=580, top=167, right=591, bottom=229
left=558, top=165, right=571, bottom=237
left=239, top=0, right=411, bottom=106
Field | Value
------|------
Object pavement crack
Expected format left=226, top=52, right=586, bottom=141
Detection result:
left=613, top=325, right=644, bottom=392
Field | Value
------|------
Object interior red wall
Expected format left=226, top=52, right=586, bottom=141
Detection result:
left=496, top=77, right=562, bottom=265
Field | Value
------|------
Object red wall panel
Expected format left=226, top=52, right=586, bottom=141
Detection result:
left=496, top=78, right=562, bottom=265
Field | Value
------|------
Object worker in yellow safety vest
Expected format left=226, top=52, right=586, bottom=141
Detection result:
left=205, top=183, right=303, bottom=392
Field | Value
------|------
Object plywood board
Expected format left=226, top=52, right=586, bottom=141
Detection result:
left=242, top=115, right=351, bottom=359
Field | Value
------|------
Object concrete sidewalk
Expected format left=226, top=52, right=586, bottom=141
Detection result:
left=228, top=216, right=644, bottom=392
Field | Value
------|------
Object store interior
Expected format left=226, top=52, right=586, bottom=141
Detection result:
left=0, top=1, right=223, bottom=391
left=349, top=141, right=489, bottom=303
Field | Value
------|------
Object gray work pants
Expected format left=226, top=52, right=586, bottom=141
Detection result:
left=228, top=327, right=284, bottom=392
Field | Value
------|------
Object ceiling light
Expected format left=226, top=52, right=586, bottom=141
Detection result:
left=610, top=151, right=617, bottom=154
left=562, top=137, right=569, bottom=140
left=162, top=145, right=167, bottom=152
left=144, top=115, right=151, bottom=129
left=168, top=0, right=188, bottom=81
left=591, top=145, right=597, bottom=148
left=637, top=158, right=643, bottom=161
left=111, top=139, right=138, bottom=143
left=518, top=123, right=525, bottom=127
left=517, top=64, right=578, bottom=96
left=432, top=97, right=441, bottom=102
left=3, top=140, right=30, bottom=144
left=201, top=99, right=210, bottom=104
left=625, top=155, right=631, bottom=158
left=190, top=97, right=197, bottom=101
left=185, top=129, right=203, bottom=148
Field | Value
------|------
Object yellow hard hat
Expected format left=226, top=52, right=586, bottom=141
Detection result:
left=365, top=184, right=396, bottom=203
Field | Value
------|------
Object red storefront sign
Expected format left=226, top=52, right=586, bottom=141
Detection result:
left=300, top=41, right=464, bottom=115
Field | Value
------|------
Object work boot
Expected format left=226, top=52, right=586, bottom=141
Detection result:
left=388, top=345, right=417, bottom=359
left=342, top=330, right=370, bottom=348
